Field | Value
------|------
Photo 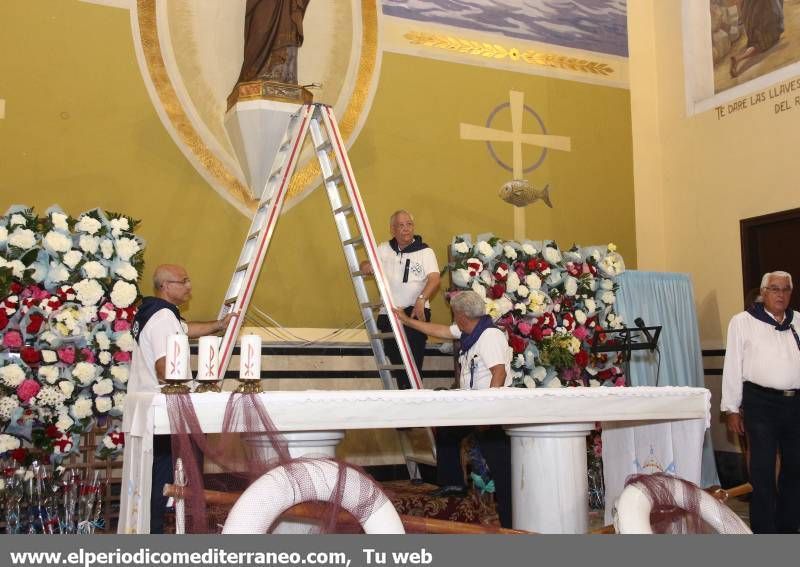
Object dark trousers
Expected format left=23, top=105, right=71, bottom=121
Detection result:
left=376, top=308, right=430, bottom=390
left=151, top=434, right=174, bottom=534
left=435, top=425, right=512, bottom=529
left=742, top=382, right=800, bottom=534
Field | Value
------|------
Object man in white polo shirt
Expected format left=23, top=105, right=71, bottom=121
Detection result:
left=395, top=290, right=512, bottom=527
left=721, top=270, right=800, bottom=533
left=361, top=210, right=440, bottom=389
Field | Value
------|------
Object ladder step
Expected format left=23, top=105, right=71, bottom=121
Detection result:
left=324, top=173, right=343, bottom=185
left=333, top=204, right=353, bottom=216
left=343, top=236, right=363, bottom=247
left=223, top=296, right=238, bottom=307
left=359, top=301, right=383, bottom=310
left=235, top=262, right=249, bottom=273
left=370, top=332, right=395, bottom=340
left=257, top=200, right=272, bottom=212
left=315, top=139, right=332, bottom=153
left=377, top=364, right=406, bottom=371
left=246, top=230, right=260, bottom=242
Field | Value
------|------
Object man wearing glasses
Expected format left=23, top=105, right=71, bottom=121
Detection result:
left=722, top=270, right=800, bottom=533
left=128, top=264, right=234, bottom=533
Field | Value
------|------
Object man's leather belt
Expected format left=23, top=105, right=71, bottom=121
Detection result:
left=745, top=381, right=800, bottom=397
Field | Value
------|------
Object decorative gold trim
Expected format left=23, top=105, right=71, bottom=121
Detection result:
left=235, top=380, right=263, bottom=394
left=136, top=0, right=379, bottom=210
left=136, top=0, right=257, bottom=210
left=404, top=31, right=614, bottom=77
left=195, top=381, right=221, bottom=393
left=162, top=381, right=192, bottom=395
left=227, top=80, right=314, bottom=109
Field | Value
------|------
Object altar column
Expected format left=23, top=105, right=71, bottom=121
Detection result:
left=506, top=422, right=593, bottom=534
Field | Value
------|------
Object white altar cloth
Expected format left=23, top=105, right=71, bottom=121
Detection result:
left=119, top=386, right=710, bottom=534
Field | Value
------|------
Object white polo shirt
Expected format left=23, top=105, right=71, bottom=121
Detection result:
left=128, top=309, right=186, bottom=394
left=450, top=324, right=512, bottom=390
left=376, top=242, right=438, bottom=310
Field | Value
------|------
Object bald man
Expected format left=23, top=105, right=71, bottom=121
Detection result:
left=129, top=264, right=234, bottom=533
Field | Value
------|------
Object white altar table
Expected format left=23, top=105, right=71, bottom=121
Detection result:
left=119, top=386, right=710, bottom=534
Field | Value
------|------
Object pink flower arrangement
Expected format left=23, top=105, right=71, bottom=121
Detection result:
left=2, top=330, right=23, bottom=348
left=17, top=379, right=41, bottom=403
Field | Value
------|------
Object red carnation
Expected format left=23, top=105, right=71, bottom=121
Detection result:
left=575, top=351, right=589, bottom=368
left=488, top=284, right=506, bottom=299
left=530, top=325, right=544, bottom=342
left=26, top=313, right=45, bottom=334
left=0, top=310, right=8, bottom=330
left=46, top=425, right=61, bottom=439
left=20, top=347, right=40, bottom=365
left=526, top=259, right=537, bottom=271
left=10, top=282, right=23, bottom=294
left=509, top=334, right=527, bottom=354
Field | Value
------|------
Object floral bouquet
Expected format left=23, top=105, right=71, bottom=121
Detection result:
left=0, top=206, right=143, bottom=466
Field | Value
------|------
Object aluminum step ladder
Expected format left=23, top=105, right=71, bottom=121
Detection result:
left=216, top=103, right=435, bottom=478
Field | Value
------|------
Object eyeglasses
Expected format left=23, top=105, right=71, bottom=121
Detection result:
left=164, top=278, right=191, bottom=286
left=765, top=286, right=792, bottom=294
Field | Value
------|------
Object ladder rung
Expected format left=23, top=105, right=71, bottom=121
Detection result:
left=324, top=173, right=343, bottom=185
left=223, top=296, right=238, bottom=307
left=343, top=236, right=363, bottom=247
left=257, top=199, right=272, bottom=212
left=360, top=301, right=383, bottom=310
left=378, top=364, right=406, bottom=371
left=246, top=230, right=260, bottom=242
left=315, top=140, right=332, bottom=153
left=333, top=204, right=353, bottom=216
left=235, top=262, right=249, bottom=273
left=370, top=332, right=395, bottom=340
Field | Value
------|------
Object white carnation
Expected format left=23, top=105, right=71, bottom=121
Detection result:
left=110, top=365, right=129, bottom=384
left=0, top=396, right=20, bottom=421
left=51, top=212, right=69, bottom=232
left=528, top=290, right=549, bottom=315
left=601, top=278, right=614, bottom=290
left=110, top=280, right=137, bottom=308
left=503, top=245, right=517, bottom=260
left=475, top=240, right=494, bottom=258
left=95, top=331, right=110, bottom=350
left=83, top=261, right=107, bottom=279
left=514, top=302, right=527, bottom=315
left=0, top=434, right=21, bottom=454
left=48, top=261, right=69, bottom=283
left=44, top=231, right=72, bottom=253
left=521, top=243, right=536, bottom=255
left=75, top=216, right=101, bottom=235
left=36, top=386, right=66, bottom=408
left=115, top=331, right=135, bottom=352
left=38, top=365, right=61, bottom=385
left=6, top=260, right=25, bottom=278
left=41, top=350, right=57, bottom=363
left=495, top=296, right=513, bottom=316
left=71, top=397, right=93, bottom=419
left=78, top=235, right=99, bottom=254
left=95, top=396, right=113, bottom=413
left=575, top=310, right=587, bottom=325
left=62, top=250, right=83, bottom=269
left=114, top=237, right=140, bottom=261
left=72, top=362, right=98, bottom=385
left=525, top=274, right=542, bottom=290
left=92, top=378, right=114, bottom=396
left=79, top=306, right=97, bottom=323
left=55, top=412, right=74, bottom=433
left=506, top=272, right=520, bottom=293
left=471, top=281, right=486, bottom=298
left=543, top=246, right=562, bottom=264
left=98, top=351, right=111, bottom=365
left=451, top=268, right=471, bottom=288
left=584, top=298, right=597, bottom=315
left=114, top=262, right=138, bottom=281
left=8, top=228, right=35, bottom=250
left=10, top=214, right=26, bottom=226
left=0, top=365, right=26, bottom=388
left=516, top=285, right=529, bottom=298
left=100, top=239, right=114, bottom=259
left=601, top=290, right=616, bottom=305
left=74, top=279, right=104, bottom=306
left=59, top=381, right=75, bottom=397
left=453, top=241, right=469, bottom=254
left=109, top=217, right=129, bottom=236
left=113, top=391, right=126, bottom=408
left=564, top=276, right=579, bottom=297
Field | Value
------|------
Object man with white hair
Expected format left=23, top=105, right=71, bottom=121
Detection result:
left=721, top=270, right=800, bottom=533
left=395, top=290, right=512, bottom=527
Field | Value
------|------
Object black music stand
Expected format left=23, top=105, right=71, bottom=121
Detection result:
left=590, top=325, right=662, bottom=386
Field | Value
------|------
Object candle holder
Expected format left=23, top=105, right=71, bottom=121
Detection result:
left=162, top=379, right=192, bottom=395
left=195, top=381, right=221, bottom=393
left=235, top=379, right=262, bottom=394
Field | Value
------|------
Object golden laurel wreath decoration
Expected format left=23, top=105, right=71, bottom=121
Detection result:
left=404, top=31, right=614, bottom=76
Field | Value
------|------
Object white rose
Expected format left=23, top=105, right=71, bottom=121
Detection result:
left=92, top=378, right=114, bottom=396
left=100, top=239, right=114, bottom=259
left=0, top=365, right=26, bottom=388
left=543, top=246, right=562, bottom=264
left=62, top=250, right=83, bottom=269
left=48, top=261, right=69, bottom=283
left=10, top=214, right=26, bottom=226
left=110, top=280, right=137, bottom=308
left=72, top=362, right=98, bottom=385
left=51, top=212, right=69, bottom=232
left=109, top=217, right=129, bottom=236
left=453, top=241, right=470, bottom=254
left=506, top=272, right=520, bottom=293
left=9, top=228, right=35, bottom=250
left=114, top=262, right=138, bottom=281
left=115, top=331, right=135, bottom=352
left=56, top=412, right=74, bottom=433
left=115, top=237, right=140, bottom=262
left=95, top=396, right=113, bottom=413
left=98, top=351, right=112, bottom=365
left=0, top=226, right=7, bottom=243
left=71, top=397, right=93, bottom=419
left=95, top=332, right=110, bottom=350
left=0, top=396, right=20, bottom=421
left=59, top=381, right=75, bottom=397
left=83, top=261, right=107, bottom=279
left=516, top=285, right=529, bottom=298
left=110, top=365, right=129, bottom=384
left=601, top=291, right=616, bottom=305
left=38, top=365, right=61, bottom=384
left=564, top=276, right=579, bottom=297
left=525, top=274, right=542, bottom=290
left=575, top=309, right=587, bottom=325
left=44, top=231, right=72, bottom=253
left=76, top=216, right=102, bottom=235
left=521, top=244, right=536, bottom=255
left=503, top=245, right=517, bottom=260
left=78, top=235, right=99, bottom=254
left=73, top=279, right=104, bottom=306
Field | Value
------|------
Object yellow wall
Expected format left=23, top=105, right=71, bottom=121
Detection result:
left=1, top=1, right=636, bottom=328
left=628, top=0, right=800, bottom=348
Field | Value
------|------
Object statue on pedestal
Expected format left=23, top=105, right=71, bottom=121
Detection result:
left=228, top=0, right=314, bottom=107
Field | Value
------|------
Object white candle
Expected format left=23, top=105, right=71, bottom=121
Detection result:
left=165, top=333, right=191, bottom=381
left=197, top=336, right=222, bottom=381
left=239, top=334, right=262, bottom=381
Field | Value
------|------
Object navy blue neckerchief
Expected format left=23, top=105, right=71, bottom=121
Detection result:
left=389, top=235, right=429, bottom=283
left=132, top=296, right=182, bottom=344
left=457, top=315, right=500, bottom=389
left=747, top=302, right=800, bottom=351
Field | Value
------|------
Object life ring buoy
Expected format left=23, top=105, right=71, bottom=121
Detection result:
left=222, top=459, right=405, bottom=534
left=614, top=477, right=751, bottom=534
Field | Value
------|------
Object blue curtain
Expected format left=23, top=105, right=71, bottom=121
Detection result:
left=615, top=271, right=720, bottom=487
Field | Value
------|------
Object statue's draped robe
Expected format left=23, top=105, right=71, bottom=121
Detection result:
left=238, top=0, right=311, bottom=84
